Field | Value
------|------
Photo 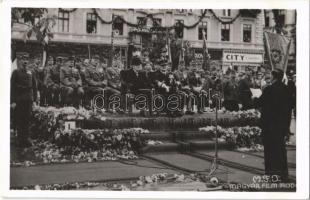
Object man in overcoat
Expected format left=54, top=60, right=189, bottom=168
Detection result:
left=253, top=68, right=291, bottom=182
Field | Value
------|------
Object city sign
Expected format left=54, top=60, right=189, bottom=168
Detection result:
left=223, top=52, right=263, bottom=63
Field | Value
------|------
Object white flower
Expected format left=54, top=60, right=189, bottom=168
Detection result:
left=34, top=185, right=41, bottom=190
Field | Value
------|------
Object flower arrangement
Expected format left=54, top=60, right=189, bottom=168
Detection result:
left=12, top=128, right=149, bottom=165
left=199, top=126, right=262, bottom=149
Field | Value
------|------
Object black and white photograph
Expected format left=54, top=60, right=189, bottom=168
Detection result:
left=1, top=0, right=309, bottom=199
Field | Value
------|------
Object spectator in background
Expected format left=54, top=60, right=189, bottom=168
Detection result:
left=238, top=69, right=253, bottom=110
left=223, top=70, right=239, bottom=111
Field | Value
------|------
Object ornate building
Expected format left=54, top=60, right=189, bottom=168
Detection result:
left=12, top=9, right=265, bottom=71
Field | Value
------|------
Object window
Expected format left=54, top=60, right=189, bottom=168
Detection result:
left=113, top=15, right=123, bottom=36
left=175, top=19, right=184, bottom=38
left=265, top=16, right=270, bottom=27
left=278, top=10, right=285, bottom=27
left=198, top=22, right=207, bottom=40
left=221, top=24, right=230, bottom=41
left=86, top=13, right=97, bottom=34
left=137, top=17, right=147, bottom=27
left=223, top=9, right=231, bottom=17
left=243, top=24, right=252, bottom=43
left=152, top=18, right=162, bottom=27
left=58, top=11, right=69, bottom=32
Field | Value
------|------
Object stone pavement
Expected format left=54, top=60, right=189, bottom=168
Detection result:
left=10, top=159, right=178, bottom=187
left=10, top=147, right=296, bottom=188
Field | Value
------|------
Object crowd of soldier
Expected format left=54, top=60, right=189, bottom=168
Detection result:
left=12, top=53, right=296, bottom=114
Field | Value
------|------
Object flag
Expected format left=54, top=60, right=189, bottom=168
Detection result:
left=263, top=31, right=292, bottom=73
left=202, top=30, right=210, bottom=71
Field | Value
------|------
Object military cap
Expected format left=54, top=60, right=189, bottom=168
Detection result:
left=16, top=52, right=29, bottom=59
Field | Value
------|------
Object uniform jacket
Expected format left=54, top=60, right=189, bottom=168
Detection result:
left=45, top=65, right=60, bottom=87
left=84, top=66, right=106, bottom=88
left=106, top=67, right=121, bottom=89
left=60, top=66, right=82, bottom=88
left=11, top=68, right=37, bottom=103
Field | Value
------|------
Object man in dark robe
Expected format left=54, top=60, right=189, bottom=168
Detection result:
left=253, top=68, right=292, bottom=182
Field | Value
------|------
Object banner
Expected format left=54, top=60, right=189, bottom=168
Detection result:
left=263, top=31, right=292, bottom=72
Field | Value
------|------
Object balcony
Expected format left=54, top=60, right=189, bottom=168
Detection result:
left=11, top=30, right=130, bottom=46
left=188, top=40, right=264, bottom=52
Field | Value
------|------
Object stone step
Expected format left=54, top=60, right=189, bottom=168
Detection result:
left=140, top=130, right=213, bottom=141
left=140, top=139, right=231, bottom=154
left=81, top=114, right=259, bottom=130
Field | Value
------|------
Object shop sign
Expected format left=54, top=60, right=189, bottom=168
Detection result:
left=223, top=52, right=263, bottom=63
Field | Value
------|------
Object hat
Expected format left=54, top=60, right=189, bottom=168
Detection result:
left=131, top=56, right=142, bottom=66
left=17, top=52, right=29, bottom=59
left=56, top=56, right=63, bottom=61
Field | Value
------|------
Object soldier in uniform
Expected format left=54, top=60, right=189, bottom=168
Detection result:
left=84, top=57, right=107, bottom=108
left=45, top=56, right=62, bottom=106
left=106, top=63, right=121, bottom=94
left=11, top=54, right=37, bottom=147
left=60, top=57, right=84, bottom=107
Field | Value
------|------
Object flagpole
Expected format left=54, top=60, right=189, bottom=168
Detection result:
left=283, top=38, right=292, bottom=73
left=202, top=30, right=209, bottom=71
left=109, top=14, right=115, bottom=68
left=263, top=31, right=275, bottom=70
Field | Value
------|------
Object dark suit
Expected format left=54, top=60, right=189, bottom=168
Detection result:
left=254, top=80, right=291, bottom=180
left=223, top=80, right=239, bottom=111
left=123, top=68, right=147, bottom=93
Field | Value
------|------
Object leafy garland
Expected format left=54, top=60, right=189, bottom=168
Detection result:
left=58, top=8, right=77, bottom=13
left=92, top=8, right=208, bottom=30
left=209, top=9, right=241, bottom=25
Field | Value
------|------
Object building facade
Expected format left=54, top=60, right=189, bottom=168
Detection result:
left=12, top=9, right=265, bottom=71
